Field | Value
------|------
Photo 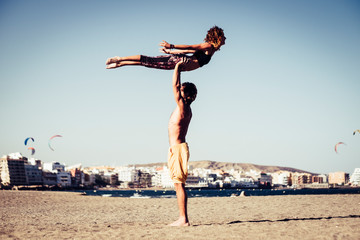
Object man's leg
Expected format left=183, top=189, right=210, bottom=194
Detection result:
left=169, top=183, right=190, bottom=226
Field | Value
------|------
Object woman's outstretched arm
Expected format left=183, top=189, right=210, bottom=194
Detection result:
left=160, top=40, right=212, bottom=51
left=160, top=48, right=196, bottom=54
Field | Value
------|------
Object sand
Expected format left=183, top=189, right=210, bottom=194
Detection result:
left=1, top=191, right=360, bottom=240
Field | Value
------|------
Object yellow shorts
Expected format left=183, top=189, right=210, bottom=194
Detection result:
left=168, top=143, right=189, bottom=183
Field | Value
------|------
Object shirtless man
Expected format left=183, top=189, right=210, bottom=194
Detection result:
left=167, top=61, right=197, bottom=227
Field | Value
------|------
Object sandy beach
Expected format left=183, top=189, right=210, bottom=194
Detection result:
left=1, top=191, right=359, bottom=239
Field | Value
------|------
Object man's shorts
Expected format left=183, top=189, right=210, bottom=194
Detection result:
left=168, top=142, right=189, bottom=183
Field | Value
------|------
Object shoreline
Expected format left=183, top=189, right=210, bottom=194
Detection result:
left=3, top=185, right=360, bottom=191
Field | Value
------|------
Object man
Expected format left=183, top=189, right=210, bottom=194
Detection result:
left=167, top=61, right=197, bottom=226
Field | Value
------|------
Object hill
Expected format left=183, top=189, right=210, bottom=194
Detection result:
left=130, top=160, right=314, bottom=174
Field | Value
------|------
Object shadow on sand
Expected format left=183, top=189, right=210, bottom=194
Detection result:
left=192, top=215, right=360, bottom=227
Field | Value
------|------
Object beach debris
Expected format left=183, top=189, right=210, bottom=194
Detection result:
left=48, top=135, right=62, bottom=151
left=334, top=142, right=346, bottom=154
left=130, top=193, right=150, bottom=198
left=239, top=191, right=247, bottom=197
left=27, top=147, right=35, bottom=155
left=353, top=129, right=360, bottom=135
left=24, top=137, right=34, bottom=146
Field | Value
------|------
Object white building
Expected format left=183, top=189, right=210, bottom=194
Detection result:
left=151, top=172, right=162, bottom=187
left=271, top=171, right=291, bottom=186
left=259, top=172, right=272, bottom=185
left=25, top=163, right=43, bottom=185
left=192, top=168, right=212, bottom=178
left=0, top=153, right=28, bottom=186
left=82, top=171, right=96, bottom=186
left=245, top=169, right=261, bottom=179
left=315, top=174, right=327, bottom=183
left=28, top=158, right=42, bottom=169
left=238, top=177, right=258, bottom=188
left=204, top=173, right=217, bottom=181
left=160, top=166, right=174, bottom=188
left=57, top=172, right=71, bottom=187
left=350, top=168, right=360, bottom=186
left=43, top=162, right=65, bottom=172
left=43, top=171, right=57, bottom=186
left=118, top=167, right=140, bottom=183
left=186, top=174, right=201, bottom=187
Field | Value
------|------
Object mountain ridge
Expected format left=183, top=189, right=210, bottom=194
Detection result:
left=130, top=160, right=315, bottom=174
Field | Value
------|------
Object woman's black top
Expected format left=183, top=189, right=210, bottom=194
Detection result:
left=193, top=50, right=212, bottom=67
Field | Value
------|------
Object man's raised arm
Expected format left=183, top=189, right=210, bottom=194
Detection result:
left=172, top=62, right=183, bottom=105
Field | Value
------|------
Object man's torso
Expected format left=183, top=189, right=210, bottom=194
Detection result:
left=168, top=105, right=192, bottom=146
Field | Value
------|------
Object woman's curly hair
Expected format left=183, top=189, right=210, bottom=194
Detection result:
left=204, top=26, right=225, bottom=50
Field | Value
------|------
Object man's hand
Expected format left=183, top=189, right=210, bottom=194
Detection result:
left=175, top=60, right=184, bottom=71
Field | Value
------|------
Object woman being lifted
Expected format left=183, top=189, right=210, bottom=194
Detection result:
left=106, top=26, right=226, bottom=72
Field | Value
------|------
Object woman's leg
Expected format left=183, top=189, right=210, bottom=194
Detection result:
left=106, top=54, right=176, bottom=70
left=106, top=55, right=141, bottom=65
left=106, top=60, right=141, bottom=69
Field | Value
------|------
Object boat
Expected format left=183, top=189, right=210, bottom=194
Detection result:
left=130, top=193, right=150, bottom=199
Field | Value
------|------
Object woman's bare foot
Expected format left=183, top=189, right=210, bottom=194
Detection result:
left=106, top=56, right=121, bottom=65
left=168, top=217, right=190, bottom=227
left=106, top=63, right=121, bottom=69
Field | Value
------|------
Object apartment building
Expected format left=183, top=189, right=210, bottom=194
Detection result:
left=43, top=171, right=57, bottom=186
left=118, top=167, right=140, bottom=184
left=350, top=168, right=360, bottom=186
left=70, top=168, right=83, bottom=186
left=25, top=164, right=43, bottom=185
left=57, top=172, right=71, bottom=187
left=328, top=172, right=349, bottom=186
left=0, top=153, right=28, bottom=186
left=271, top=171, right=291, bottom=186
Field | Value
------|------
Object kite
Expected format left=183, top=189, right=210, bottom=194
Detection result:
left=353, top=129, right=360, bottom=135
left=27, top=147, right=35, bottom=155
left=334, top=142, right=346, bottom=154
left=24, top=137, right=35, bottom=146
left=48, top=135, right=62, bottom=151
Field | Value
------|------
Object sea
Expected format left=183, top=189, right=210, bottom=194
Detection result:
left=78, top=187, right=360, bottom=198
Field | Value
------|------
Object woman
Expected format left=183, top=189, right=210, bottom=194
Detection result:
left=106, top=26, right=226, bottom=72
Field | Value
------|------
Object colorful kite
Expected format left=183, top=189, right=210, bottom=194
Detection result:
left=334, top=142, right=346, bottom=154
left=353, top=129, right=360, bottom=135
left=27, top=147, right=35, bottom=155
left=24, top=137, right=35, bottom=146
left=48, top=135, right=62, bottom=151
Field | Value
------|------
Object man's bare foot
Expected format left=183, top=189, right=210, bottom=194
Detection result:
left=168, top=217, right=190, bottom=227
left=106, top=56, right=121, bottom=65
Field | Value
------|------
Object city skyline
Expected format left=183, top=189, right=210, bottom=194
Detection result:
left=1, top=0, right=359, bottom=174
left=1, top=151, right=358, bottom=176
left=2, top=152, right=359, bottom=189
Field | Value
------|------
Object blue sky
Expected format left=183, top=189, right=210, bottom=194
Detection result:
left=0, top=0, right=359, bottom=174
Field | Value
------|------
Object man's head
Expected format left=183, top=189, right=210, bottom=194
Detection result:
left=181, top=82, right=197, bottom=105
